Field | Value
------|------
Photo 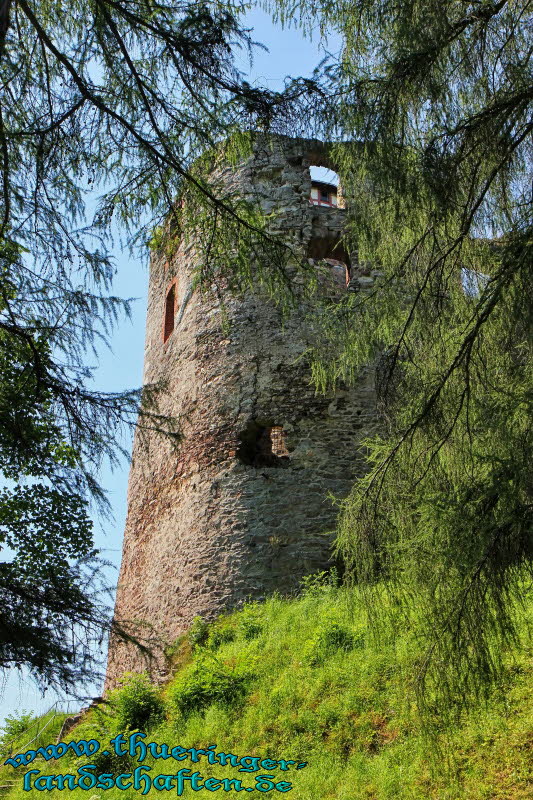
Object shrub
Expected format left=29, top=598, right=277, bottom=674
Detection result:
left=318, top=623, right=355, bottom=653
left=232, top=605, right=263, bottom=641
left=169, top=657, right=252, bottom=716
left=304, top=620, right=359, bottom=665
left=0, top=711, right=34, bottom=756
left=111, top=673, right=165, bottom=732
left=299, top=568, right=340, bottom=597
left=189, top=616, right=241, bottom=651
left=188, top=616, right=210, bottom=648
left=207, top=623, right=236, bottom=650
left=90, top=745, right=133, bottom=776
left=239, top=618, right=262, bottom=641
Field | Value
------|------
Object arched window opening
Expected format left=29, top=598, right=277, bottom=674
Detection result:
left=163, top=282, right=176, bottom=342
left=309, top=166, right=342, bottom=208
left=237, top=421, right=290, bottom=467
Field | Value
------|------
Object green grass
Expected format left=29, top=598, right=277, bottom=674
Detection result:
left=1, top=584, right=531, bottom=799
left=0, top=709, right=70, bottom=793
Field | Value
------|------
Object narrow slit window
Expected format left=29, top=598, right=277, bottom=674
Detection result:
left=164, top=284, right=175, bottom=342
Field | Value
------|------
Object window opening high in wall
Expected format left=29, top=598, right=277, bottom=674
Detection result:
left=309, top=166, right=340, bottom=208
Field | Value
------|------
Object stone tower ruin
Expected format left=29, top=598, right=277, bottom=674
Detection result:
left=105, top=135, right=380, bottom=688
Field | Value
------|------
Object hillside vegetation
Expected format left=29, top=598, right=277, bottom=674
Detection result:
left=1, top=579, right=531, bottom=799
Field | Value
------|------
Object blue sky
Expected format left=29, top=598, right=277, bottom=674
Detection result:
left=0, top=8, right=341, bottom=728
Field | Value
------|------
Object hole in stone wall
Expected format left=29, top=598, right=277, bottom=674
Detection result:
left=307, top=236, right=350, bottom=287
left=309, top=166, right=343, bottom=208
left=236, top=421, right=290, bottom=467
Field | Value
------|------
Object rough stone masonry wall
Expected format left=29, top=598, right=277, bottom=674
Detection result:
left=105, top=135, right=381, bottom=689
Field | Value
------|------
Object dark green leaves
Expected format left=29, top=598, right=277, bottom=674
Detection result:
left=271, top=0, right=533, bottom=717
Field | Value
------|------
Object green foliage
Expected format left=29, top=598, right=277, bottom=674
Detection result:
left=299, top=567, right=341, bottom=597
left=238, top=616, right=262, bottom=642
left=168, top=656, right=253, bottom=717
left=0, top=0, right=323, bottom=694
left=304, top=620, right=357, bottom=666
left=110, top=673, right=165, bottom=733
left=188, top=616, right=210, bottom=649
left=0, top=485, right=93, bottom=561
left=268, top=0, right=533, bottom=716
left=0, top=708, right=69, bottom=782
left=3, top=591, right=531, bottom=799
left=188, top=616, right=243, bottom=651
left=88, top=744, right=133, bottom=780
left=0, top=712, right=34, bottom=756
left=0, top=310, right=113, bottom=691
left=189, top=611, right=263, bottom=654
left=207, top=624, right=237, bottom=651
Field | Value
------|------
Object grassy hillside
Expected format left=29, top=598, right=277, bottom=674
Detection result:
left=1, top=581, right=531, bottom=799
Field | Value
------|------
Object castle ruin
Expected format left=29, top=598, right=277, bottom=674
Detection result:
left=105, top=135, right=380, bottom=688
